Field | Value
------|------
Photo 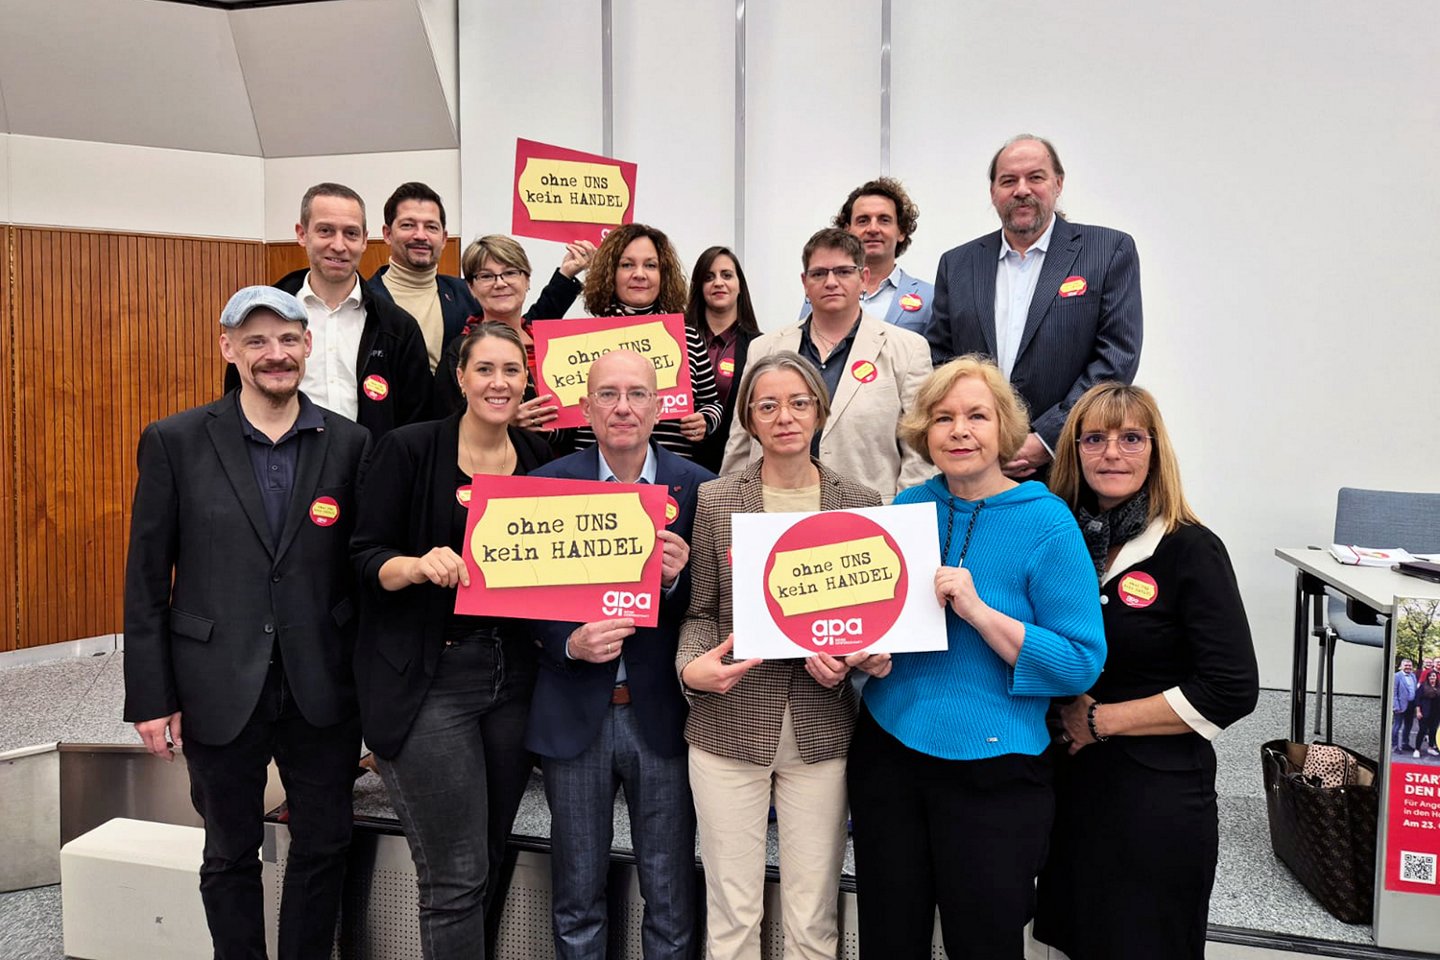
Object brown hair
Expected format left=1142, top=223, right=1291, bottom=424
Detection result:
left=456, top=321, right=527, bottom=370
left=582, top=223, right=687, bottom=315
left=801, top=227, right=863, bottom=271
left=1048, top=382, right=1200, bottom=532
left=897, top=355, right=1030, bottom=465
left=832, top=177, right=920, bottom=257
left=300, top=182, right=366, bottom=230
left=987, top=134, right=1066, bottom=183
left=684, top=246, right=759, bottom=337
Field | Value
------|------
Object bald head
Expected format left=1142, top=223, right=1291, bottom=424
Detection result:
left=586, top=349, right=657, bottom=393
left=581, top=350, right=659, bottom=461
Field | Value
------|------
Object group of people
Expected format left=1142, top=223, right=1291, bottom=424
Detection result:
left=122, top=133, right=1260, bottom=960
left=1392, top=657, right=1440, bottom=759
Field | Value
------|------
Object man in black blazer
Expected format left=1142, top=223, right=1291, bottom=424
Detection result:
left=926, top=135, right=1142, bottom=477
left=124, top=286, right=371, bottom=960
left=528, top=350, right=716, bottom=960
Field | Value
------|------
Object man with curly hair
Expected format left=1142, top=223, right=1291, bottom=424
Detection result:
left=800, top=177, right=934, bottom=335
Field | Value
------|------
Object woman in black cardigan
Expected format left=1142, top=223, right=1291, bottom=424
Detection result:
left=352, top=322, right=553, bottom=960
left=1033, top=382, right=1259, bottom=960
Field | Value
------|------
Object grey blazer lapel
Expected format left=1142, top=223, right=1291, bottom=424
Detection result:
left=206, top=401, right=276, bottom=559
left=1016, top=218, right=1081, bottom=363
left=971, top=234, right=1000, bottom=356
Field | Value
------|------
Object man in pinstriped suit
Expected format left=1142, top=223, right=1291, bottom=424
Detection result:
left=925, top=134, right=1143, bottom=478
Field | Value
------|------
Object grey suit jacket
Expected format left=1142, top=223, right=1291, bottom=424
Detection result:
left=924, top=216, right=1142, bottom=448
left=721, top=312, right=932, bottom=502
left=122, top=393, right=371, bottom=746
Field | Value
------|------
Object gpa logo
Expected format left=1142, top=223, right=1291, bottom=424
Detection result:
left=657, top=393, right=691, bottom=415
left=811, top=617, right=864, bottom=646
left=602, top=590, right=653, bottom=617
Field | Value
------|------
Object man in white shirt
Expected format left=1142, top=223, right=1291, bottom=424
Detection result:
left=926, top=135, right=1143, bottom=478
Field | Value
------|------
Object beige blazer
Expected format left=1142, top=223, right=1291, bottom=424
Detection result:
left=720, top=312, right=933, bottom=502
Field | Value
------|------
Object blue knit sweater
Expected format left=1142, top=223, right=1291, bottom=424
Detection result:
left=863, top=477, right=1105, bottom=761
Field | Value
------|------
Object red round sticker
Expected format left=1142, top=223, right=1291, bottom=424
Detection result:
left=665, top=496, right=679, bottom=525
left=456, top=485, right=472, bottom=507
left=362, top=374, right=390, bottom=401
left=850, top=360, right=878, bottom=384
left=718, top=358, right=735, bottom=376
left=763, top=512, right=907, bottom=656
left=1058, top=275, right=1088, bottom=298
left=898, top=293, right=923, bottom=312
left=309, top=496, right=340, bottom=527
left=1117, top=572, right=1158, bottom=608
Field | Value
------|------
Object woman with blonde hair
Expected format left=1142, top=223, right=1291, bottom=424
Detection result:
left=848, top=355, right=1105, bottom=959
left=1034, top=382, right=1258, bottom=960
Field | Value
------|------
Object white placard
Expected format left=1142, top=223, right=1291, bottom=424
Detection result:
left=730, top=502, right=947, bottom=659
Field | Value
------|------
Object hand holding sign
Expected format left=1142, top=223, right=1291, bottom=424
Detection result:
left=681, top=634, right=763, bottom=694
left=803, top=653, right=850, bottom=689
left=567, top=618, right=635, bottom=663
left=657, top=529, right=689, bottom=588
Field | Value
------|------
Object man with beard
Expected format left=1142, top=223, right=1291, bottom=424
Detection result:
left=225, top=182, right=432, bottom=439
left=925, top=135, right=1142, bottom=479
left=368, top=181, right=480, bottom=373
left=125, top=286, right=371, bottom=959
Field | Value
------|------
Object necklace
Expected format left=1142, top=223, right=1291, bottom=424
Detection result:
left=459, top=420, right=516, bottom=477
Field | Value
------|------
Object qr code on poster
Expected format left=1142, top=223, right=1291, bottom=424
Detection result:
left=1401, top=851, right=1437, bottom=884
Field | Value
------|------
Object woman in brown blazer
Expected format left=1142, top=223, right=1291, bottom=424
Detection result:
left=677, top=350, right=892, bottom=960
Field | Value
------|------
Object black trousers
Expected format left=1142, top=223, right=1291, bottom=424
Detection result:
left=847, top=707, right=1054, bottom=960
left=183, top=661, right=361, bottom=960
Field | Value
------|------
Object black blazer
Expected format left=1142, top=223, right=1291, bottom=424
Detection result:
left=222, top=269, right=434, bottom=440
left=351, top=412, right=553, bottom=758
left=526, top=443, right=716, bottom=761
left=122, top=394, right=372, bottom=746
left=693, top=325, right=754, bottom=474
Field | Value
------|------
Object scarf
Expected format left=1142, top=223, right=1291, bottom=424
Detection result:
left=604, top=298, right=662, bottom=317
left=1076, top=487, right=1150, bottom=579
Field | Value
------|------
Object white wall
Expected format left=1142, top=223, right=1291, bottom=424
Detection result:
left=264, top=150, right=461, bottom=241
left=458, top=0, right=1440, bottom=695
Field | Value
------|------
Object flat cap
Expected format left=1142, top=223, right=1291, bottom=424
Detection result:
left=219, top=286, right=308, bottom=329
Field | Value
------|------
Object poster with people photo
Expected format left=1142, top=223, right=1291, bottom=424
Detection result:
left=1384, top=597, right=1440, bottom=895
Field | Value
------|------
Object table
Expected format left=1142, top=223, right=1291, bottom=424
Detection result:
left=1276, top=547, right=1440, bottom=743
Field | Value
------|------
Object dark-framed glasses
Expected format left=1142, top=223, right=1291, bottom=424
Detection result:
left=1077, top=431, right=1151, bottom=456
left=804, top=265, right=861, bottom=282
left=474, top=268, right=527, bottom=286
left=590, top=387, right=656, bottom=408
left=749, top=395, right=818, bottom=422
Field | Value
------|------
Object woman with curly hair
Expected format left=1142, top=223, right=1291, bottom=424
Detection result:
left=569, top=223, right=723, bottom=460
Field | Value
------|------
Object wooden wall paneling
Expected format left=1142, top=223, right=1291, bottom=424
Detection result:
left=0, top=227, right=15, bottom=652
left=11, top=228, right=264, bottom=649
left=265, top=237, right=461, bottom=286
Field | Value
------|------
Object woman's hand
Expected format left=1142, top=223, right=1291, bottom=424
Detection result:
left=804, top=653, right=850, bottom=688
left=514, top=394, right=559, bottom=432
left=408, top=547, right=470, bottom=588
left=1058, top=693, right=1096, bottom=754
left=676, top=412, right=708, bottom=443
left=934, top=565, right=986, bottom=622
left=560, top=240, right=597, bottom=278
left=681, top=634, right=763, bottom=694
left=845, top=651, right=892, bottom=678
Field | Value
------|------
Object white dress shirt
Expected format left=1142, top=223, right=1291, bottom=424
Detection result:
left=993, top=215, right=1057, bottom=380
left=297, top=272, right=365, bottom=421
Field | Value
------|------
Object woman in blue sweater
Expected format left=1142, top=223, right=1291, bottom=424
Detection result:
left=847, top=355, right=1105, bottom=960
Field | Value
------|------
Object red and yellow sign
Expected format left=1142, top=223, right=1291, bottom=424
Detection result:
left=309, top=496, right=339, bottom=527
left=1058, top=275, right=1088, bottom=298
left=455, top=475, right=667, bottom=627
left=531, top=314, right=693, bottom=428
left=362, top=375, right=390, bottom=401
left=512, top=139, right=639, bottom=246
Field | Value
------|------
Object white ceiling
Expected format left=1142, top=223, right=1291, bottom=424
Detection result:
left=0, top=0, right=456, bottom=157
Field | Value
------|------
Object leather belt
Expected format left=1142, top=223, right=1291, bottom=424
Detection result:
left=611, top=683, right=631, bottom=705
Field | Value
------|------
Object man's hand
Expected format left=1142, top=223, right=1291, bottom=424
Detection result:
left=567, top=618, right=636, bottom=663
left=681, top=635, right=763, bottom=694
left=658, top=530, right=690, bottom=588
left=1003, top=432, right=1052, bottom=477
left=136, top=712, right=183, bottom=761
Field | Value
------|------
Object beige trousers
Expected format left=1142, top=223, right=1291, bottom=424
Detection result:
left=688, top=708, right=849, bottom=960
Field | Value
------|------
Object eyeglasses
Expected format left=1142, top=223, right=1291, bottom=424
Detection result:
left=749, top=396, right=818, bottom=422
left=804, top=265, right=861, bottom=282
left=590, top=387, right=656, bottom=408
left=473, top=269, right=527, bottom=286
left=1077, top=431, right=1151, bottom=456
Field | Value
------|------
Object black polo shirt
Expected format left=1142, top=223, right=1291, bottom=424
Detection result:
left=798, top=313, right=862, bottom=456
left=236, top=392, right=327, bottom=548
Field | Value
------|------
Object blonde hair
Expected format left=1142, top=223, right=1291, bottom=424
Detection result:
left=1049, top=382, right=1199, bottom=532
left=462, top=235, right=532, bottom=282
left=897, top=355, right=1029, bottom=464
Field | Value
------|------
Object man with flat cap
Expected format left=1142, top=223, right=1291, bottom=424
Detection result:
left=124, top=286, right=371, bottom=960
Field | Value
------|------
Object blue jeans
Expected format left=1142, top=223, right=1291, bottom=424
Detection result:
left=376, top=633, right=536, bottom=960
left=543, top=703, right=697, bottom=960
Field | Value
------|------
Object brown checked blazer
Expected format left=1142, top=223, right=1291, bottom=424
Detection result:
left=720, top=311, right=932, bottom=503
left=677, top=460, right=881, bottom=765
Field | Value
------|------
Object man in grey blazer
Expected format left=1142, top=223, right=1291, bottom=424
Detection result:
left=726, top=228, right=931, bottom=501
left=925, top=135, right=1142, bottom=477
left=124, top=286, right=371, bottom=960
left=800, top=177, right=935, bottom=336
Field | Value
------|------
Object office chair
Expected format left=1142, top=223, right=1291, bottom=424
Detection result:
left=1315, top=487, right=1440, bottom=742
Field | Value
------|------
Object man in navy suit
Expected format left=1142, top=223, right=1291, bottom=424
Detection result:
left=801, top=176, right=935, bottom=336
left=528, top=350, right=715, bottom=960
left=925, top=135, right=1142, bottom=477
left=125, top=286, right=371, bottom=959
